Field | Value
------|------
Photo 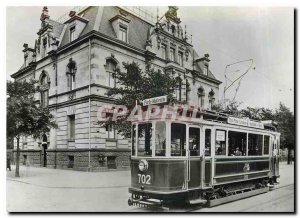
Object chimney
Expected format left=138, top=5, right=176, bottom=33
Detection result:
left=69, top=10, right=76, bottom=17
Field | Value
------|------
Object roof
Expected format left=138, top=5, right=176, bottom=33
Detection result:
left=14, top=6, right=221, bottom=84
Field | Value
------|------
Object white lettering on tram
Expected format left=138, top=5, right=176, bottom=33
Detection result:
left=138, top=174, right=151, bottom=185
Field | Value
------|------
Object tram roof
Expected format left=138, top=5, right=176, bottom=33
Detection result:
left=128, top=105, right=278, bottom=132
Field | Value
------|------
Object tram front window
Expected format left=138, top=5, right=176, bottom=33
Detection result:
left=132, top=124, right=136, bottom=156
left=248, top=133, right=263, bottom=156
left=189, top=127, right=200, bottom=156
left=155, top=122, right=166, bottom=156
left=171, top=123, right=186, bottom=156
left=138, top=123, right=152, bottom=157
left=205, top=129, right=211, bottom=156
left=264, top=135, right=270, bottom=155
left=215, top=129, right=226, bottom=155
left=228, top=131, right=246, bottom=156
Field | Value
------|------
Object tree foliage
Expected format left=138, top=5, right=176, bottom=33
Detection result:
left=100, top=62, right=178, bottom=138
left=213, top=100, right=294, bottom=161
left=7, top=79, right=57, bottom=176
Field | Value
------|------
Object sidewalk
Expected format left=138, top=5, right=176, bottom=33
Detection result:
left=7, top=165, right=131, bottom=188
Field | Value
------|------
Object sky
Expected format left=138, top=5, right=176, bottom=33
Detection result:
left=6, top=6, right=294, bottom=112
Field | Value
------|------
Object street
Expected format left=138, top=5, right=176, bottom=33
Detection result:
left=6, top=163, right=294, bottom=212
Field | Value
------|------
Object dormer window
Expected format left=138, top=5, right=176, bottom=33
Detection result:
left=70, top=26, right=76, bottom=42
left=119, top=25, right=127, bottom=42
left=203, top=65, right=208, bottom=76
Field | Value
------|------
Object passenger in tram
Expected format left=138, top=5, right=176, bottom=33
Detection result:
left=234, top=147, right=242, bottom=156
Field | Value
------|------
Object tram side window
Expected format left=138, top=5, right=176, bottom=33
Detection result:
left=228, top=131, right=247, bottom=156
left=171, top=123, right=186, bottom=156
left=263, top=135, right=270, bottom=155
left=248, top=133, right=263, bottom=156
left=205, top=129, right=211, bottom=156
left=155, top=122, right=166, bottom=156
left=215, top=129, right=226, bottom=155
left=138, top=123, right=152, bottom=157
left=132, top=125, right=136, bottom=156
left=189, top=127, right=200, bottom=156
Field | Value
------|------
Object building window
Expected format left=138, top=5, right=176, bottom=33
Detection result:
left=185, top=80, right=190, bottom=103
left=105, top=59, right=117, bottom=88
left=42, top=37, right=47, bottom=58
left=66, top=58, right=77, bottom=91
left=203, top=65, right=208, bottom=76
left=105, top=124, right=115, bottom=139
left=170, top=48, right=175, bottom=62
left=70, top=26, right=76, bottom=42
left=208, top=89, right=215, bottom=110
left=198, top=87, right=205, bottom=107
left=119, top=26, right=127, bottom=42
left=40, top=73, right=49, bottom=108
left=174, top=77, right=182, bottom=101
left=178, top=52, right=183, bottom=66
left=68, top=115, right=75, bottom=141
left=161, top=44, right=167, bottom=60
left=68, top=155, right=74, bottom=168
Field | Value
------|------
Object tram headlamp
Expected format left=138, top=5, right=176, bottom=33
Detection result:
left=138, top=159, right=149, bottom=172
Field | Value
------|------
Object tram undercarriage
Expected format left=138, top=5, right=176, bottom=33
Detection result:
left=128, top=177, right=278, bottom=209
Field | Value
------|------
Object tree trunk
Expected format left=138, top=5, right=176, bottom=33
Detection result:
left=287, top=146, right=291, bottom=165
left=15, top=137, right=20, bottom=177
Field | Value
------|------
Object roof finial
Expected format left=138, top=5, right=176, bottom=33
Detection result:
left=40, top=6, right=50, bottom=21
left=156, top=7, right=159, bottom=23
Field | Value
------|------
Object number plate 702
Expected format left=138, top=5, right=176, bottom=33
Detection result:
left=137, top=174, right=151, bottom=185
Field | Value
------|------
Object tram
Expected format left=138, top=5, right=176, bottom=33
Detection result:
left=127, top=104, right=280, bottom=208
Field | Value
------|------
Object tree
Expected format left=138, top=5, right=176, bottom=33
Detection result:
left=100, top=61, right=178, bottom=138
left=212, top=100, right=242, bottom=116
left=7, top=80, right=57, bottom=177
left=275, top=103, right=294, bottom=164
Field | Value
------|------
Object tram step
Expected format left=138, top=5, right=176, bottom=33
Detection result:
left=188, top=198, right=207, bottom=205
left=133, top=199, right=162, bottom=206
left=208, top=187, right=269, bottom=207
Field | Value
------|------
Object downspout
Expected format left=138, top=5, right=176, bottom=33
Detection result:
left=88, top=39, right=91, bottom=171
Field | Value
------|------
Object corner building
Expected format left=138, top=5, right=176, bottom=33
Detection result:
left=11, top=6, right=222, bottom=171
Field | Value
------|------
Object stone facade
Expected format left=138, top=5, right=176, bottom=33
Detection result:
left=11, top=6, right=222, bottom=171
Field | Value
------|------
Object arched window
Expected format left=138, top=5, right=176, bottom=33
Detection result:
left=105, top=58, right=118, bottom=88
left=208, top=89, right=215, bottom=110
left=66, top=58, right=77, bottom=91
left=40, top=72, right=50, bottom=108
left=198, top=86, right=205, bottom=107
left=174, top=77, right=182, bottom=101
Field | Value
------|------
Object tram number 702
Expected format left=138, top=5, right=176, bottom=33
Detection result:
left=137, top=174, right=151, bottom=185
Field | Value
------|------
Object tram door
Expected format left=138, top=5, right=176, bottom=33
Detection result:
left=188, top=126, right=202, bottom=188
left=202, top=127, right=213, bottom=188
left=271, top=135, right=280, bottom=177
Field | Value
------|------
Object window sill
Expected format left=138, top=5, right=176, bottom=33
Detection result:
left=106, top=138, right=117, bottom=142
left=68, top=140, right=75, bottom=142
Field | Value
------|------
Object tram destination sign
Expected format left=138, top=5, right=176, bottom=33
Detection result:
left=142, top=95, right=167, bottom=106
left=227, top=117, right=264, bottom=129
